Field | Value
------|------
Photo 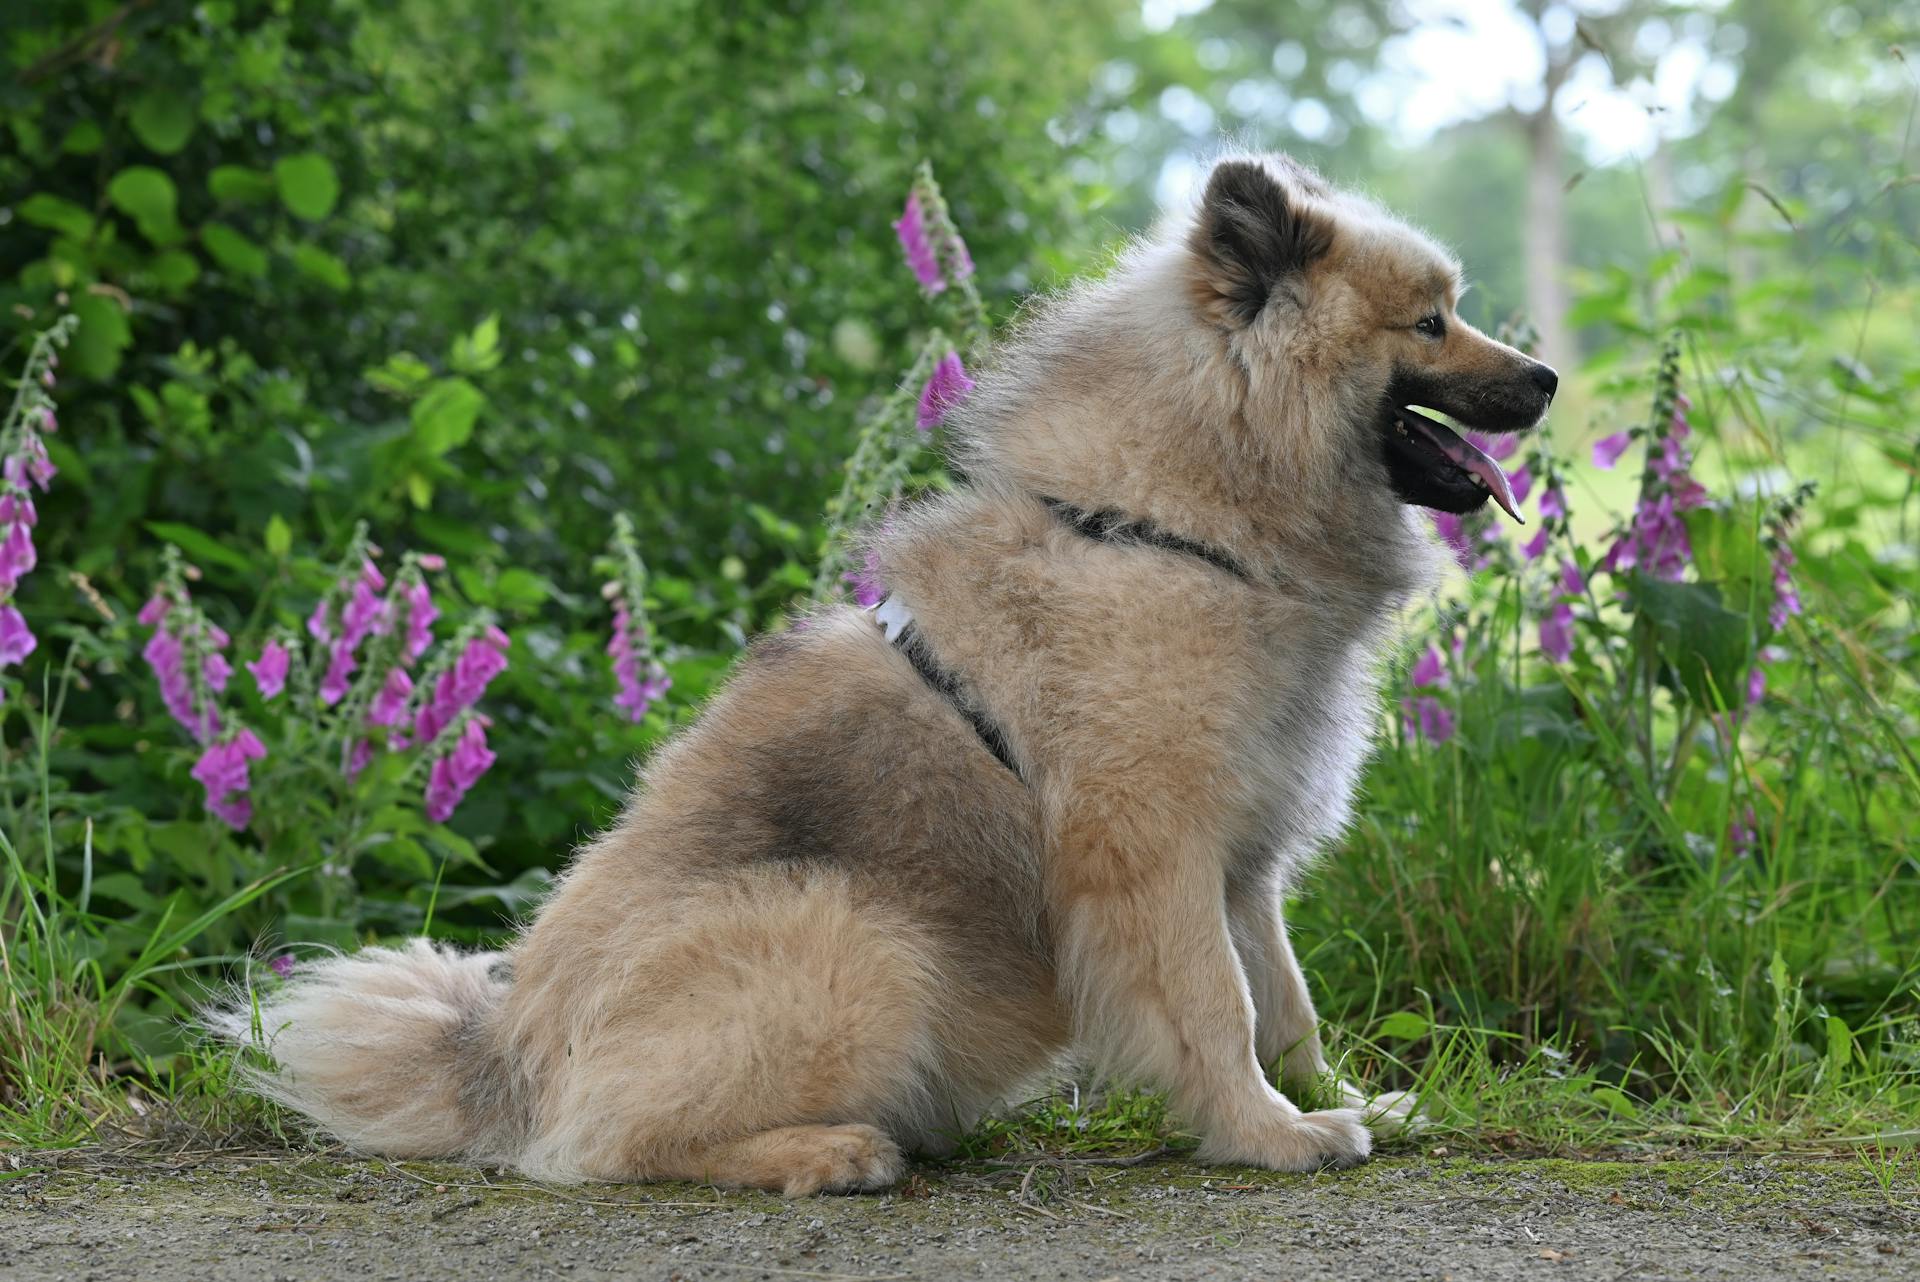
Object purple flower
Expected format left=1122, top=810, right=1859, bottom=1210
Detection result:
left=1521, top=526, right=1550, bottom=563
left=1401, top=695, right=1455, bottom=744
left=247, top=640, right=290, bottom=700
left=269, top=954, right=295, bottom=979
left=192, top=727, right=266, bottom=831
left=143, top=603, right=225, bottom=743
left=842, top=547, right=886, bottom=609
left=306, top=599, right=331, bottom=643
left=0, top=520, right=35, bottom=593
left=1591, top=431, right=1632, bottom=470
left=1508, top=466, right=1533, bottom=508
left=1539, top=486, right=1567, bottom=520
left=1768, top=544, right=1801, bottom=632
left=413, top=626, right=510, bottom=746
left=318, top=640, right=357, bottom=707
left=916, top=350, right=975, bottom=431
left=893, top=191, right=945, bottom=293
left=403, top=578, right=438, bottom=662
left=425, top=716, right=497, bottom=823
left=607, top=603, right=671, bottom=723
left=1410, top=642, right=1448, bottom=690
left=1558, top=560, right=1585, bottom=597
left=1539, top=603, right=1574, bottom=664
left=1430, top=512, right=1475, bottom=571
left=0, top=603, right=35, bottom=665
left=138, top=594, right=170, bottom=627
left=1747, top=665, right=1766, bottom=706
left=367, top=665, right=413, bottom=728
left=345, top=738, right=374, bottom=779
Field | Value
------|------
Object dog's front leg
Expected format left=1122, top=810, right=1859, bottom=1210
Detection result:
left=1053, top=828, right=1370, bottom=1171
left=1229, top=877, right=1418, bottom=1132
left=1226, top=877, right=1330, bottom=1093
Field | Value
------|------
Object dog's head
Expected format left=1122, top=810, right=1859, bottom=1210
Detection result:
left=1186, top=154, right=1555, bottom=523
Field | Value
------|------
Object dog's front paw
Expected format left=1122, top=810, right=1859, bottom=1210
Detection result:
left=1198, top=1104, right=1372, bottom=1173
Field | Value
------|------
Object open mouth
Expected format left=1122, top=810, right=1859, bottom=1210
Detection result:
left=1381, top=405, right=1525, bottom=523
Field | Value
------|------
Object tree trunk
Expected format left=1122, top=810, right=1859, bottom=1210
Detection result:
left=1522, top=104, right=1573, bottom=371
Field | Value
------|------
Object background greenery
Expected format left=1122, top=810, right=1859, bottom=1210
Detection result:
left=2, top=0, right=1915, bottom=1153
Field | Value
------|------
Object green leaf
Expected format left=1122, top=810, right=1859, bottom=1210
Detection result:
left=273, top=152, right=340, bottom=220
left=494, top=567, right=550, bottom=611
left=208, top=165, right=276, bottom=204
left=264, top=514, right=292, bottom=558
left=61, top=121, right=104, bottom=155
left=291, top=242, right=352, bottom=291
left=106, top=166, right=183, bottom=246
left=1375, top=1011, right=1430, bottom=1040
left=67, top=294, right=133, bottom=380
left=147, top=249, right=201, bottom=292
left=145, top=522, right=257, bottom=575
left=1825, top=1014, right=1853, bottom=1078
left=18, top=192, right=96, bottom=240
left=1590, top=1085, right=1641, bottom=1118
left=129, top=91, right=196, bottom=155
left=449, top=313, right=502, bottom=374
left=410, top=377, right=485, bottom=455
left=201, top=222, right=269, bottom=277
left=1631, top=575, right=1752, bottom=711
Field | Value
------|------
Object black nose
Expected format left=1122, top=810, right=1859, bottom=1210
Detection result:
left=1528, top=362, right=1559, bottom=401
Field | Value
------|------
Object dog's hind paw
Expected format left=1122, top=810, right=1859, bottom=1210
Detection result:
left=1354, top=1087, right=1422, bottom=1135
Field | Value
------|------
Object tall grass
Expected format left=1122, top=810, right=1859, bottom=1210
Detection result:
left=0, top=660, right=302, bottom=1147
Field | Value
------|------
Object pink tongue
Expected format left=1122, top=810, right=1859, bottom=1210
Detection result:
left=1407, top=414, right=1523, bottom=523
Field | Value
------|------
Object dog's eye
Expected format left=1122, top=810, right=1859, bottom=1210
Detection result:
left=1414, top=314, right=1445, bottom=338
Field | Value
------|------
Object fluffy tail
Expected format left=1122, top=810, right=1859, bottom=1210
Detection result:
left=206, top=940, right=522, bottom=1163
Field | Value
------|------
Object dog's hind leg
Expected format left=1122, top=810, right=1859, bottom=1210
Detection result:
left=504, top=868, right=942, bottom=1192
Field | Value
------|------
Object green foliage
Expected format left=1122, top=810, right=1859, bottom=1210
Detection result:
left=2, top=0, right=1917, bottom=1157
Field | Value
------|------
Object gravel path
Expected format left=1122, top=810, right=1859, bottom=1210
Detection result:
left=4, top=1147, right=1914, bottom=1280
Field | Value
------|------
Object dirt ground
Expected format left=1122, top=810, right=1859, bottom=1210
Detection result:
left=3, top=1145, right=1914, bottom=1282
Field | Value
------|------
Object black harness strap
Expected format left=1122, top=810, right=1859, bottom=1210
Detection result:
left=892, top=621, right=1023, bottom=781
left=1040, top=496, right=1257, bottom=586
left=881, top=496, right=1253, bottom=786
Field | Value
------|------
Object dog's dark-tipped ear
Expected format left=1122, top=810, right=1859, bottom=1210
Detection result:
left=1187, top=159, right=1334, bottom=326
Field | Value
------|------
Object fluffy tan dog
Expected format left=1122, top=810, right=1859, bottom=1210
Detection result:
left=213, top=152, right=1553, bottom=1195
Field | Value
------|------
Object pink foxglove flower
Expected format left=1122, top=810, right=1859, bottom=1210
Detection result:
left=1591, top=431, right=1632, bottom=470
left=608, top=603, right=671, bottom=723
left=425, top=716, right=496, bottom=823
left=1410, top=642, right=1448, bottom=690
left=1539, top=604, right=1574, bottom=663
left=367, top=666, right=413, bottom=728
left=270, top=954, right=296, bottom=979
left=247, top=640, right=290, bottom=700
left=1520, top=526, right=1550, bottom=563
left=1539, top=486, right=1567, bottom=520
left=403, top=577, right=438, bottom=661
left=192, top=727, right=266, bottom=831
left=1768, top=544, right=1801, bottom=632
left=413, top=626, right=510, bottom=746
left=1401, top=696, right=1455, bottom=744
left=1508, top=465, right=1533, bottom=508
left=0, top=603, right=35, bottom=665
left=842, top=547, right=885, bottom=609
left=893, top=191, right=945, bottom=294
left=1430, top=512, right=1475, bottom=571
left=916, top=350, right=975, bottom=431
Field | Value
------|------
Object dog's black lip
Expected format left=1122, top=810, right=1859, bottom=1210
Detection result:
left=1380, top=403, right=1509, bottom=515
